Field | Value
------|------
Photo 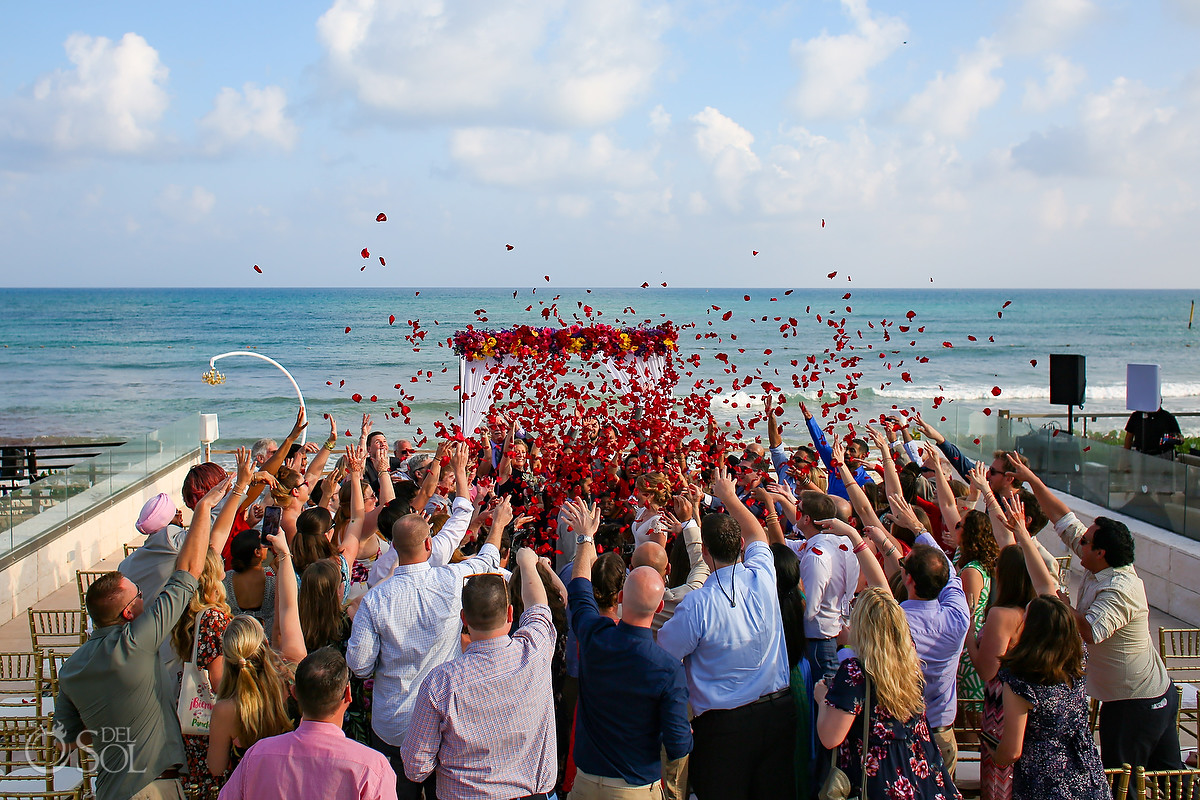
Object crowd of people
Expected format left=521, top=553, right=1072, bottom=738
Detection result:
left=50, top=400, right=1187, bottom=800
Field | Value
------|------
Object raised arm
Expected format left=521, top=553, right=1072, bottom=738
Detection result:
left=765, top=394, right=783, bottom=450
left=866, top=424, right=902, bottom=502
left=567, top=498, right=602, bottom=582
left=266, top=529, right=306, bottom=664
left=413, top=440, right=448, bottom=513
left=1006, top=453, right=1071, bottom=523
left=1001, top=495, right=1059, bottom=597
left=924, top=441, right=961, bottom=539
left=801, top=403, right=834, bottom=470
left=514, top=547, right=548, bottom=609
left=752, top=485, right=787, bottom=545
left=819, top=517, right=891, bottom=593
left=211, top=447, right=253, bottom=558
left=967, top=462, right=1013, bottom=548
left=710, top=463, right=767, bottom=547
left=495, top=420, right=518, bottom=486
left=247, top=406, right=308, bottom=507
left=304, top=413, right=339, bottom=485
left=832, top=437, right=885, bottom=531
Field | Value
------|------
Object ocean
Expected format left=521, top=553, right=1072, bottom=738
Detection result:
left=1, top=288, right=1198, bottom=444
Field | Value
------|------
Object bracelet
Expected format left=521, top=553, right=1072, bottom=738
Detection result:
left=276, top=552, right=291, bottom=560
left=884, top=546, right=898, bottom=557
left=231, top=486, right=248, bottom=497
left=765, top=513, right=779, bottom=522
left=324, top=439, right=337, bottom=452
left=852, top=541, right=869, bottom=554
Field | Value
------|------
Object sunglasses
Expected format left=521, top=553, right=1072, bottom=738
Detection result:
left=987, top=467, right=1010, bottom=478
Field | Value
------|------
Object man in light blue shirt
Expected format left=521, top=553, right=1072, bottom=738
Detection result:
left=658, top=465, right=795, bottom=800
left=896, top=514, right=971, bottom=778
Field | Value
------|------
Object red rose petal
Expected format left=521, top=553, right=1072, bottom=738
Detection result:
left=983, top=408, right=992, bottom=416
left=252, top=264, right=262, bottom=273
left=821, top=219, right=825, bottom=228
left=752, top=251, right=758, bottom=256
left=389, top=315, right=396, bottom=325
left=370, top=395, right=378, bottom=402
left=1030, top=359, right=1038, bottom=367
left=339, top=380, right=345, bottom=387
left=1002, top=300, right=1012, bottom=309
left=942, top=341, right=953, bottom=348
left=345, top=327, right=352, bottom=333
left=991, top=386, right=1002, bottom=396
left=360, top=248, right=370, bottom=259
left=351, top=393, right=362, bottom=403
left=744, top=295, right=751, bottom=301
left=376, top=212, right=387, bottom=222
left=379, top=257, right=386, bottom=266
left=506, top=244, right=514, bottom=251
left=326, top=381, right=332, bottom=385
left=641, top=282, right=650, bottom=288
left=827, top=271, right=837, bottom=279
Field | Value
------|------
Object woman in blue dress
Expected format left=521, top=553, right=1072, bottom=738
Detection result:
left=991, top=595, right=1107, bottom=800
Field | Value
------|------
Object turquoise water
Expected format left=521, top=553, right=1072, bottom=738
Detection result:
left=1, top=288, right=1198, bottom=441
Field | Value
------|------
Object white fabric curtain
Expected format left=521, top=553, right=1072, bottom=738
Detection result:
left=602, top=354, right=669, bottom=396
left=459, top=356, right=515, bottom=436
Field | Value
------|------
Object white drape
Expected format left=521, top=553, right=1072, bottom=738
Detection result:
left=459, top=356, right=515, bottom=436
left=602, top=354, right=669, bottom=395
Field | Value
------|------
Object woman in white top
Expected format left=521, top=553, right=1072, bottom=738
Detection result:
left=631, top=472, right=671, bottom=547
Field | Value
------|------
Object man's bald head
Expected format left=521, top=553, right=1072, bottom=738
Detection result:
left=620, top=566, right=666, bottom=623
left=831, top=496, right=853, bottom=523
left=391, top=513, right=432, bottom=560
left=631, top=541, right=669, bottom=581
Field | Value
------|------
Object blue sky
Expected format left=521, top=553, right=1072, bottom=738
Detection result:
left=1, top=0, right=1198, bottom=288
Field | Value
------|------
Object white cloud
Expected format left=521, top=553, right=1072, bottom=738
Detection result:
left=0, top=33, right=168, bottom=154
left=690, top=107, right=761, bottom=211
left=1000, top=0, right=1098, bottom=54
left=649, top=104, right=671, bottom=135
left=789, top=0, right=908, bottom=118
left=900, top=39, right=1004, bottom=138
left=1038, top=187, right=1089, bottom=229
left=1023, top=55, right=1086, bottom=112
left=449, top=128, right=658, bottom=190
left=157, top=184, right=215, bottom=222
left=317, top=0, right=668, bottom=127
left=199, top=83, right=299, bottom=154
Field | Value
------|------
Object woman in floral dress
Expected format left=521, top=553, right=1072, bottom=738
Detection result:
left=816, top=587, right=961, bottom=800
left=992, top=596, right=1107, bottom=800
left=171, top=549, right=232, bottom=797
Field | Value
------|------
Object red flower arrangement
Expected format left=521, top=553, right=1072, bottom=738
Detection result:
left=452, top=323, right=678, bottom=362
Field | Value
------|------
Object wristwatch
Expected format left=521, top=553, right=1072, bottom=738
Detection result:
left=576, top=533, right=595, bottom=545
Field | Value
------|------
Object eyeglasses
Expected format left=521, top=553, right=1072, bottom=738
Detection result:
left=987, top=467, right=1009, bottom=478
left=397, top=448, right=415, bottom=456
left=122, top=588, right=143, bottom=616
left=462, top=572, right=507, bottom=591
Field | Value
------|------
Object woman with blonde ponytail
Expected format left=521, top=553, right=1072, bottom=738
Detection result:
left=816, top=587, right=961, bottom=799
left=207, top=525, right=308, bottom=779
left=171, top=549, right=232, bottom=797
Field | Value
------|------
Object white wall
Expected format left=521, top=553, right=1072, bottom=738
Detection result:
left=0, top=459, right=197, bottom=625
left=1037, top=489, right=1200, bottom=627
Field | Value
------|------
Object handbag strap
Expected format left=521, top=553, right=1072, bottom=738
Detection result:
left=857, top=673, right=872, bottom=795
left=190, top=608, right=208, bottom=666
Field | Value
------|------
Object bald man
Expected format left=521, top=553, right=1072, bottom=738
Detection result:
left=632, top=488, right=711, bottom=633
left=563, top=500, right=692, bottom=799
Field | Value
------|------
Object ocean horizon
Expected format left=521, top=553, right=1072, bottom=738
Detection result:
left=3, top=287, right=1199, bottom=443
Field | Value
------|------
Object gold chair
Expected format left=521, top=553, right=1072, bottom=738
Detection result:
left=122, top=543, right=139, bottom=558
left=1135, top=765, right=1200, bottom=799
left=0, top=720, right=91, bottom=799
left=26, top=612, right=86, bottom=657
left=1106, top=763, right=1132, bottom=798
left=1161, top=628, right=1200, bottom=746
left=954, top=698, right=984, bottom=798
left=72, top=572, right=108, bottom=614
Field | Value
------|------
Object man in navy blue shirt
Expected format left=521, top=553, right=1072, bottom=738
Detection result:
left=800, top=402, right=873, bottom=499
left=562, top=499, right=692, bottom=799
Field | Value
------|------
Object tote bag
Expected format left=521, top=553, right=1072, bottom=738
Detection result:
left=176, top=609, right=216, bottom=736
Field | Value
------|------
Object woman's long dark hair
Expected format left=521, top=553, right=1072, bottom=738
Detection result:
left=298, top=560, right=345, bottom=653
left=770, top=543, right=807, bottom=670
left=999, top=595, right=1084, bottom=685
left=986, top=545, right=1036, bottom=613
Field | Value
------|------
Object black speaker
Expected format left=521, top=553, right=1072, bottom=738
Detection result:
left=1049, top=354, right=1086, bottom=406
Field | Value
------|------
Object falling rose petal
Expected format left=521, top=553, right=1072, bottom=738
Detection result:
left=345, top=327, right=352, bottom=333
left=722, top=311, right=733, bottom=321
left=351, top=393, right=363, bottom=403
left=1083, top=446, right=1091, bottom=452
left=252, top=265, right=262, bottom=274
left=661, top=282, right=668, bottom=287
left=941, top=416, right=948, bottom=422
left=641, top=282, right=650, bottom=288
left=973, top=438, right=981, bottom=445
left=376, top=212, right=387, bottom=222
left=360, top=266, right=366, bottom=272
left=821, top=219, right=825, bottom=228
left=988, top=336, right=994, bottom=342
left=339, top=380, right=345, bottom=387
left=967, top=335, right=977, bottom=341
left=744, top=295, right=751, bottom=301
left=1030, top=359, right=1038, bottom=367
left=901, top=372, right=912, bottom=382
left=991, top=386, right=1002, bottom=396
left=942, top=341, right=952, bottom=348
left=415, top=291, right=420, bottom=296
left=1003, top=300, right=1012, bottom=309
left=785, top=289, right=794, bottom=295
left=360, top=248, right=370, bottom=259
left=983, top=408, right=992, bottom=416
left=544, top=275, right=550, bottom=282
left=752, top=251, right=759, bottom=256
left=370, top=395, right=378, bottom=402
left=906, top=310, right=916, bottom=320
left=389, top=315, right=396, bottom=325
left=506, top=244, right=514, bottom=251
left=379, top=257, right=386, bottom=266
left=326, top=381, right=332, bottom=386
left=827, top=271, right=837, bottom=279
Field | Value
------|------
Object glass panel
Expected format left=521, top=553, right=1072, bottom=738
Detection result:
left=0, top=415, right=200, bottom=561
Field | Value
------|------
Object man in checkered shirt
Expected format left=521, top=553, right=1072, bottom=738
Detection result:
left=401, top=547, right=557, bottom=800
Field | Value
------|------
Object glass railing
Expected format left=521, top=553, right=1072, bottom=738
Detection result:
left=920, top=401, right=1200, bottom=543
left=0, top=415, right=201, bottom=559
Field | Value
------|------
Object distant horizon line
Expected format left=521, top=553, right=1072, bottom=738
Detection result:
left=4, top=285, right=1200, bottom=292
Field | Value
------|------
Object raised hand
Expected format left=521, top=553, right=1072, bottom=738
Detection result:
left=887, top=492, right=923, bottom=532
left=562, top=497, right=601, bottom=540
left=491, top=495, right=514, bottom=532
left=345, top=444, right=367, bottom=475
left=818, top=516, right=860, bottom=539
left=799, top=402, right=813, bottom=420
left=831, top=436, right=847, bottom=465
left=967, top=461, right=989, bottom=492
left=514, top=546, right=538, bottom=571
left=235, top=446, right=253, bottom=486
left=710, top=462, right=737, bottom=504
left=1000, top=495, right=1029, bottom=538
left=661, top=511, right=684, bottom=536
left=289, top=406, right=308, bottom=438
left=198, top=476, right=232, bottom=510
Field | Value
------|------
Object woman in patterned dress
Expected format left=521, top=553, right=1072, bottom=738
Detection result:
left=816, top=587, right=962, bottom=800
left=992, top=596, right=1107, bottom=800
left=956, top=510, right=999, bottom=705
left=170, top=549, right=232, bottom=797
left=965, top=545, right=1035, bottom=800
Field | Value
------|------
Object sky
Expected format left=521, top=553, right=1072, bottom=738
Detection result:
left=1, top=0, right=1198, bottom=289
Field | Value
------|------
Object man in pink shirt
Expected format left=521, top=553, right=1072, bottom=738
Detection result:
left=220, top=648, right=397, bottom=800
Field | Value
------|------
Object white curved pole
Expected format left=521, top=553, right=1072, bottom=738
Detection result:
left=205, top=351, right=307, bottom=445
